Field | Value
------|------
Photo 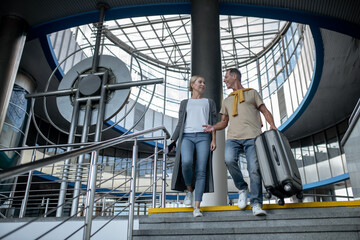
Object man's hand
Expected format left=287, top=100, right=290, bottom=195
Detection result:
left=270, top=125, right=277, bottom=130
left=202, top=124, right=214, bottom=133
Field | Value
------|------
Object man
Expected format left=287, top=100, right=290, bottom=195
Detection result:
left=203, top=68, right=276, bottom=216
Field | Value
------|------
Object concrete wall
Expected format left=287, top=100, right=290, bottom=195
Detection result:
left=342, top=99, right=360, bottom=200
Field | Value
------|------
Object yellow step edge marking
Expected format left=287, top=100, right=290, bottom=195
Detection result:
left=148, top=200, right=360, bottom=215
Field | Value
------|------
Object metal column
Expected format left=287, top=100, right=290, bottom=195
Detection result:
left=191, top=0, right=222, bottom=109
left=0, top=15, right=28, bottom=132
left=191, top=0, right=228, bottom=206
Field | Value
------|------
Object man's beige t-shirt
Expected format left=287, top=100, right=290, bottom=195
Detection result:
left=220, top=89, right=264, bottom=140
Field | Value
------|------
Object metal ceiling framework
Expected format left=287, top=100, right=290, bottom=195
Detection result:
left=72, top=14, right=287, bottom=73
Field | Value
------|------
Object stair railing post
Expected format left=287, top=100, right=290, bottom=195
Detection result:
left=152, top=141, right=158, bottom=208
left=19, top=149, right=36, bottom=218
left=44, top=198, right=50, bottom=217
left=83, top=70, right=108, bottom=240
left=56, top=90, right=80, bottom=217
left=161, top=135, right=167, bottom=208
left=8, top=110, right=33, bottom=218
left=127, top=139, right=138, bottom=240
left=71, top=99, right=92, bottom=216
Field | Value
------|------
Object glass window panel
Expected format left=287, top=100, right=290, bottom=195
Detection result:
left=293, top=69, right=303, bottom=102
left=297, top=56, right=305, bottom=87
left=330, top=156, right=344, bottom=176
left=303, top=46, right=312, bottom=81
left=297, top=60, right=308, bottom=97
left=276, top=70, right=285, bottom=87
left=285, top=29, right=292, bottom=45
left=289, top=54, right=297, bottom=73
left=262, top=86, right=269, bottom=99
left=260, top=71, right=268, bottom=91
left=270, top=92, right=280, bottom=126
left=288, top=38, right=295, bottom=55
left=317, top=160, right=332, bottom=181
left=326, top=127, right=341, bottom=159
left=288, top=74, right=299, bottom=109
left=313, top=132, right=328, bottom=162
left=273, top=42, right=281, bottom=59
left=304, top=164, right=319, bottom=183
left=283, top=80, right=294, bottom=115
left=293, top=28, right=300, bottom=45
left=267, top=65, right=275, bottom=82
left=275, top=58, right=283, bottom=74
left=301, top=136, right=315, bottom=166
left=259, top=57, right=266, bottom=72
left=262, top=98, right=272, bottom=129
left=269, top=80, right=277, bottom=94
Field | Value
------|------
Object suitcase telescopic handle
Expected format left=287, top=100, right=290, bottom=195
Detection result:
left=272, top=145, right=281, bottom=166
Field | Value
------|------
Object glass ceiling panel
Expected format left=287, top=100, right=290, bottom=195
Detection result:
left=91, top=14, right=286, bottom=72
left=66, top=14, right=288, bottom=117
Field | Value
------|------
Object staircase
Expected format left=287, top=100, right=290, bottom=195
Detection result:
left=133, top=202, right=360, bottom=239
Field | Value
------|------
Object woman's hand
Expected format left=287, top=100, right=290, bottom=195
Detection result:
left=168, top=140, right=176, bottom=153
left=210, top=140, right=216, bottom=151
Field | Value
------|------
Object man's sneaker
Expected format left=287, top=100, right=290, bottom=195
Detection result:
left=184, top=191, right=193, bottom=206
left=237, top=189, right=248, bottom=209
left=193, top=208, right=203, bottom=217
left=252, top=203, right=267, bottom=216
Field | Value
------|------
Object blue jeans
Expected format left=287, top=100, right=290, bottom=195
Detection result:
left=225, top=138, right=263, bottom=206
left=181, top=132, right=211, bottom=202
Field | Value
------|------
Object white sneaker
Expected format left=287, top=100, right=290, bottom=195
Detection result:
left=252, top=203, right=267, bottom=216
left=184, top=191, right=192, bottom=206
left=237, top=189, right=248, bottom=209
left=193, top=208, right=203, bottom=217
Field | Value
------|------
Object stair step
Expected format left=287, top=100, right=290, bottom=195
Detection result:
left=141, top=207, right=360, bottom=222
left=134, top=224, right=360, bottom=240
left=134, top=202, right=360, bottom=239
left=139, top=207, right=360, bottom=226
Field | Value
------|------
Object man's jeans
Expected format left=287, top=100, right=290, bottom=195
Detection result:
left=225, top=138, right=263, bottom=206
left=181, top=132, right=211, bottom=202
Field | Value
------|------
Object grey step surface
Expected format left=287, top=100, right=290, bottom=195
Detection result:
left=133, top=206, right=360, bottom=240
left=134, top=225, right=360, bottom=240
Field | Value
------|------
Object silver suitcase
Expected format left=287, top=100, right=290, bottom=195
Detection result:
left=255, top=129, right=303, bottom=205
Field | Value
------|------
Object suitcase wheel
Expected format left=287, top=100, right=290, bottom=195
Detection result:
left=264, top=192, right=272, bottom=199
left=277, top=198, right=285, bottom=206
left=284, top=183, right=293, bottom=192
left=296, top=192, right=303, bottom=199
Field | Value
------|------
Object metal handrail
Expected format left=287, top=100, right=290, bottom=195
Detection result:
left=0, top=135, right=169, bottom=152
left=0, top=126, right=170, bottom=240
left=0, top=126, right=170, bottom=180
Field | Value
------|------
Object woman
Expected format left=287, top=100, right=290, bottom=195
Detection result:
left=169, top=75, right=217, bottom=217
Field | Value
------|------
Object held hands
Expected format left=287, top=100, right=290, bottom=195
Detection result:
left=202, top=125, right=216, bottom=151
left=202, top=124, right=214, bottom=133
left=203, top=125, right=216, bottom=151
